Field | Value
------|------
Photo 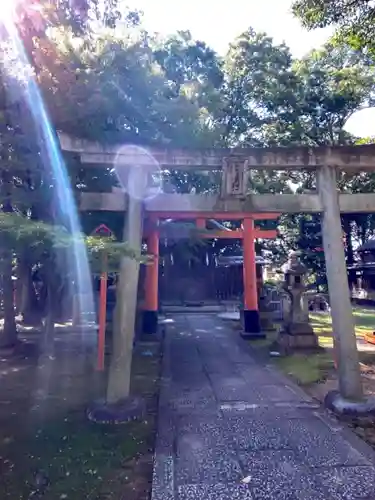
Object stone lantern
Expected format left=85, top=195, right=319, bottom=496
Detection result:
left=279, top=252, right=319, bottom=351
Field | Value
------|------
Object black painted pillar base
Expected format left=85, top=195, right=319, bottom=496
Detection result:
left=241, top=310, right=265, bottom=339
left=142, top=310, right=158, bottom=335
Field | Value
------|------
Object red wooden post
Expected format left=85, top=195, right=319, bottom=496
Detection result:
left=93, top=224, right=112, bottom=371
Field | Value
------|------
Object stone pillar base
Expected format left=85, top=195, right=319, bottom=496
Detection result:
left=142, top=310, right=158, bottom=335
left=283, top=322, right=314, bottom=335
left=241, top=310, right=265, bottom=339
left=279, top=323, right=320, bottom=351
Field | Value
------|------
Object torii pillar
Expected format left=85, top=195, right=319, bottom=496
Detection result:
left=143, top=221, right=159, bottom=334
left=242, top=217, right=262, bottom=338
left=221, top=158, right=264, bottom=338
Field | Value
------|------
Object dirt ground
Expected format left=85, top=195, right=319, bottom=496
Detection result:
left=0, top=325, right=161, bottom=500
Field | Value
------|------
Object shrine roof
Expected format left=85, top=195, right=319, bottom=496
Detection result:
left=357, top=240, right=375, bottom=252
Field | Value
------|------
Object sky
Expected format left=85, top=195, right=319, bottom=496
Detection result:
left=126, top=0, right=332, bottom=57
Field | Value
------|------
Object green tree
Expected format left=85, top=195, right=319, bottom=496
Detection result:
left=292, top=0, right=375, bottom=56
left=152, top=30, right=225, bottom=141
left=225, top=31, right=375, bottom=148
left=223, top=28, right=299, bottom=147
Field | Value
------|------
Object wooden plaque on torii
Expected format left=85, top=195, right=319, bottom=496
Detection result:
left=221, top=158, right=249, bottom=198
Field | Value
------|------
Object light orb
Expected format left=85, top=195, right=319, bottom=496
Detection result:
left=113, top=145, right=163, bottom=201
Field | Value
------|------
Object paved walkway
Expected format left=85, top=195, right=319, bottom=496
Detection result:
left=152, top=314, right=375, bottom=500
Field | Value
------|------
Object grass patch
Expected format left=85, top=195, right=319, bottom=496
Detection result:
left=310, top=307, right=375, bottom=349
left=3, top=413, right=153, bottom=499
left=0, top=341, right=161, bottom=500
left=248, top=329, right=278, bottom=349
left=273, top=352, right=334, bottom=386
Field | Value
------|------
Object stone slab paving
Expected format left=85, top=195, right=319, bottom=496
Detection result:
left=152, top=314, right=375, bottom=500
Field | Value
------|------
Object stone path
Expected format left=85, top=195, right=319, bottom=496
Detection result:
left=152, top=314, right=375, bottom=500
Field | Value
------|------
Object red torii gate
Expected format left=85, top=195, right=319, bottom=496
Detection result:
left=143, top=212, right=278, bottom=337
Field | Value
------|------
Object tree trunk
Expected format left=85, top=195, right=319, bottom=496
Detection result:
left=0, top=167, right=17, bottom=347
left=42, top=283, right=56, bottom=355
left=342, top=215, right=356, bottom=289
left=106, top=196, right=143, bottom=404
left=18, top=256, right=41, bottom=325
left=360, top=221, right=367, bottom=246
left=0, top=249, right=17, bottom=348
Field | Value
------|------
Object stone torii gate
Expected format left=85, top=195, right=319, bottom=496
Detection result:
left=60, top=134, right=375, bottom=404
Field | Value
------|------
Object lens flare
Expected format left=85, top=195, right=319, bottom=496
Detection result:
left=0, top=5, right=97, bottom=415
left=0, top=1, right=43, bottom=25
